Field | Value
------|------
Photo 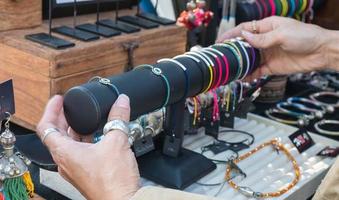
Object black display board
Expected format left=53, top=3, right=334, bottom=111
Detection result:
left=43, top=0, right=138, bottom=19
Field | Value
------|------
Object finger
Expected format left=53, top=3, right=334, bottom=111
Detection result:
left=241, top=30, right=280, bottom=49
left=107, top=94, right=131, bottom=122
left=217, top=17, right=276, bottom=42
left=102, top=94, right=131, bottom=148
left=68, top=127, right=93, bottom=143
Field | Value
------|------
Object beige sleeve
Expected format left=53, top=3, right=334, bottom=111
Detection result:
left=131, top=186, right=218, bottom=200
left=313, top=157, right=339, bottom=200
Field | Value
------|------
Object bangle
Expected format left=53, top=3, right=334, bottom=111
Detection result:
left=217, top=129, right=254, bottom=146
left=201, top=49, right=222, bottom=89
left=265, top=108, right=308, bottom=126
left=309, top=91, right=339, bottom=108
left=236, top=40, right=250, bottom=80
left=287, top=0, right=296, bottom=17
left=89, top=76, right=120, bottom=96
left=213, top=43, right=242, bottom=80
left=314, top=120, right=339, bottom=136
left=274, top=0, right=282, bottom=15
left=223, top=41, right=244, bottom=79
left=205, top=47, right=230, bottom=86
left=137, top=64, right=171, bottom=107
left=287, top=97, right=329, bottom=114
left=174, top=55, right=205, bottom=94
left=186, top=52, right=213, bottom=93
left=276, top=102, right=315, bottom=119
left=191, top=51, right=216, bottom=92
left=225, top=139, right=301, bottom=198
left=280, top=0, right=289, bottom=16
left=269, top=0, right=276, bottom=16
left=157, top=58, right=189, bottom=100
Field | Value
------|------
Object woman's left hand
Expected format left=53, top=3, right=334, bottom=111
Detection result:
left=37, top=94, right=140, bottom=200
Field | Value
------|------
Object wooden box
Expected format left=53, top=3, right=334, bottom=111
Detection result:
left=0, top=12, right=187, bottom=130
left=0, top=0, right=42, bottom=32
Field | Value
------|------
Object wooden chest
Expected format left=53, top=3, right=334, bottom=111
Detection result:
left=0, top=0, right=42, bottom=32
left=0, top=12, right=187, bottom=130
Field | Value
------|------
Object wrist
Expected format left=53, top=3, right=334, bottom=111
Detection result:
left=321, top=30, right=339, bottom=71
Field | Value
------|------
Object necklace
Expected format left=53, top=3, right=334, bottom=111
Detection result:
left=225, top=139, right=301, bottom=198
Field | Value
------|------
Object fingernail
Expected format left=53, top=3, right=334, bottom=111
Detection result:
left=115, top=94, right=130, bottom=108
left=241, top=30, right=254, bottom=39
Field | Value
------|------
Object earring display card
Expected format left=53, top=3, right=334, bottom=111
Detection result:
left=25, top=33, right=75, bottom=49
left=76, top=23, right=121, bottom=37
left=137, top=13, right=176, bottom=25
left=97, top=19, right=141, bottom=33
left=118, top=15, right=159, bottom=29
left=52, top=26, right=100, bottom=41
left=0, top=80, right=15, bottom=121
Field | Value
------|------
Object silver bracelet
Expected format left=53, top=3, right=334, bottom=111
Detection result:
left=42, top=128, right=60, bottom=144
left=276, top=102, right=315, bottom=120
left=310, top=92, right=339, bottom=108
left=265, top=109, right=308, bottom=127
left=314, top=120, right=339, bottom=136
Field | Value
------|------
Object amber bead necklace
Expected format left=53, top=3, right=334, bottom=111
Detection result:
left=225, top=139, right=301, bottom=198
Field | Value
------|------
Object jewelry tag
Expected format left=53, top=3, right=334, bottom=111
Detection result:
left=183, top=109, right=198, bottom=135
left=133, top=135, right=155, bottom=157
left=0, top=80, right=15, bottom=121
left=220, top=110, right=235, bottom=128
left=289, top=129, right=315, bottom=153
left=163, top=135, right=182, bottom=157
left=207, top=142, right=232, bottom=155
left=205, top=120, right=220, bottom=139
left=234, top=97, right=254, bottom=119
left=229, top=143, right=250, bottom=152
left=317, top=146, right=339, bottom=157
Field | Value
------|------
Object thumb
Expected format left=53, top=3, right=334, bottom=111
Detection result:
left=241, top=30, right=280, bottom=49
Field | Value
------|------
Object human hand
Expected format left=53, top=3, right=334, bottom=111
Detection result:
left=218, top=16, right=331, bottom=79
left=37, top=94, right=140, bottom=200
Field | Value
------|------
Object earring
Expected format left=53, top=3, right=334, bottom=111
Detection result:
left=0, top=112, right=34, bottom=199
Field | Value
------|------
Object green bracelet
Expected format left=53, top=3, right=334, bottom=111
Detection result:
left=137, top=64, right=171, bottom=107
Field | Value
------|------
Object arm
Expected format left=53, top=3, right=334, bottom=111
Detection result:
left=218, top=16, right=339, bottom=79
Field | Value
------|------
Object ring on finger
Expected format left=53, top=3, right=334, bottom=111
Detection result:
left=103, top=120, right=130, bottom=136
left=252, top=20, right=257, bottom=34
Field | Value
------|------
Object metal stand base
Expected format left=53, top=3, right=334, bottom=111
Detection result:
left=137, top=13, right=176, bottom=25
left=25, top=33, right=75, bottom=49
left=97, top=19, right=141, bottom=33
left=76, top=23, right=121, bottom=37
left=52, top=26, right=100, bottom=42
left=137, top=148, right=216, bottom=189
left=118, top=15, right=159, bottom=29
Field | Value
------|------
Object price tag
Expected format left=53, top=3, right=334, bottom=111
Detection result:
left=234, top=97, right=253, bottom=119
left=0, top=80, right=15, bottom=121
left=205, top=120, right=220, bottom=138
left=133, top=135, right=155, bottom=157
left=317, top=146, right=339, bottom=157
left=289, top=129, right=315, bottom=153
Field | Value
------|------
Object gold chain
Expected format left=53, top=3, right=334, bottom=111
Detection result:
left=225, top=139, right=301, bottom=198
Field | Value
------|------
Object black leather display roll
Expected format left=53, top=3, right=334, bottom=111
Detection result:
left=64, top=46, right=261, bottom=135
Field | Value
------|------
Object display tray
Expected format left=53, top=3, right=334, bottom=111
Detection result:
left=39, top=113, right=339, bottom=200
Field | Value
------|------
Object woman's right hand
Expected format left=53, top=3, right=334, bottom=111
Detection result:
left=218, top=16, right=335, bottom=78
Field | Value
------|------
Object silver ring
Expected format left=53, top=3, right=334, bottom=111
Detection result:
left=103, top=120, right=130, bottom=135
left=42, top=128, right=60, bottom=144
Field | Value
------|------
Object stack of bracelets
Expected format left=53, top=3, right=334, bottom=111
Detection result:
left=236, top=0, right=316, bottom=24
left=266, top=91, right=339, bottom=136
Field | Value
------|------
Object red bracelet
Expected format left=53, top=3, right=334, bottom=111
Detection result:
left=261, top=0, right=268, bottom=17
left=269, top=0, right=276, bottom=16
left=201, top=49, right=222, bottom=89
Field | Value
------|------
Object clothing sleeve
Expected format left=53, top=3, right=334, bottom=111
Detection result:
left=313, top=157, right=339, bottom=200
left=131, top=186, right=218, bottom=200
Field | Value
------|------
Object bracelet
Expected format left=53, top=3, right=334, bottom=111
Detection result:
left=225, top=139, right=301, bottom=198
left=287, top=0, right=296, bottom=17
left=201, top=49, right=222, bottom=89
left=89, top=76, right=120, bottom=96
left=137, top=64, right=171, bottom=107
left=174, top=55, right=205, bottom=94
left=191, top=51, right=216, bottom=92
left=158, top=58, right=190, bottom=100
left=265, top=108, right=308, bottom=126
left=217, top=129, right=254, bottom=146
left=235, top=40, right=250, bottom=80
left=280, top=0, right=289, bottom=16
left=205, top=47, right=230, bottom=86
left=309, top=91, right=339, bottom=108
left=314, top=120, right=339, bottom=136
left=276, top=102, right=315, bottom=119
left=287, top=97, right=330, bottom=113
left=223, top=41, right=244, bottom=79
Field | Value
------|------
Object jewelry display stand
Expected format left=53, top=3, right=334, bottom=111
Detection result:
left=136, top=0, right=176, bottom=25
left=39, top=114, right=339, bottom=200
left=52, top=0, right=100, bottom=41
left=97, top=0, right=141, bottom=33
left=118, top=0, right=159, bottom=29
left=25, top=0, right=75, bottom=49
left=76, top=0, right=121, bottom=37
